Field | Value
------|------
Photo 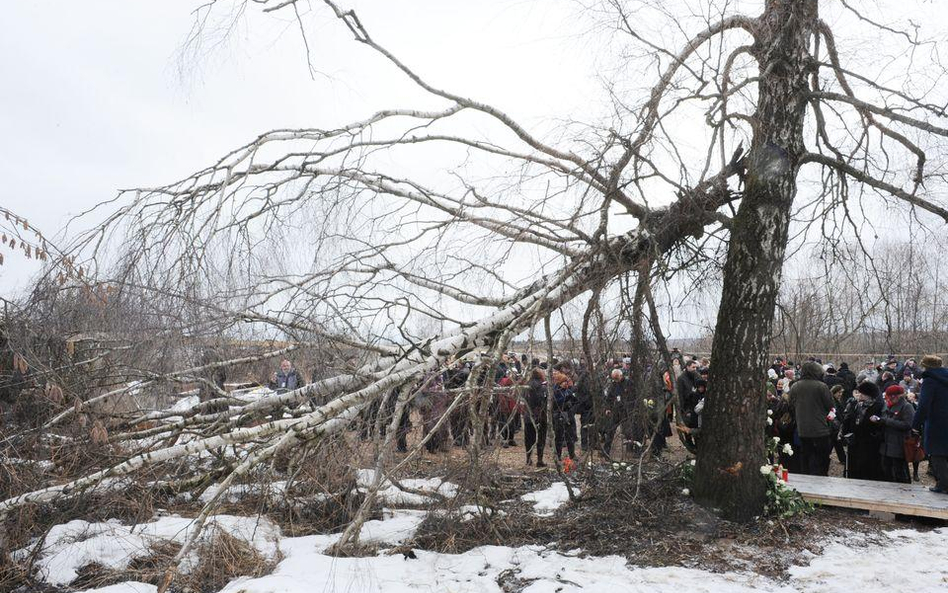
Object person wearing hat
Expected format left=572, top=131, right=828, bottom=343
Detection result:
left=870, top=384, right=914, bottom=483
left=856, top=361, right=879, bottom=387
left=912, top=355, right=948, bottom=493
left=681, top=378, right=706, bottom=430
left=823, top=365, right=847, bottom=393
left=902, top=358, right=920, bottom=379
left=899, top=370, right=919, bottom=395
left=838, top=382, right=885, bottom=480
left=837, top=362, right=857, bottom=394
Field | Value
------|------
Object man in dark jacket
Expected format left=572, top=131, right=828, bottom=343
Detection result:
left=676, top=359, right=699, bottom=412
left=823, top=365, right=846, bottom=390
left=573, top=367, right=595, bottom=452
left=600, top=368, right=631, bottom=456
left=789, top=361, right=836, bottom=476
left=912, top=355, right=948, bottom=493
left=837, top=362, right=857, bottom=394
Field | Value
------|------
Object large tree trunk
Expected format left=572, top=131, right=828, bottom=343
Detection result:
left=694, top=0, right=816, bottom=521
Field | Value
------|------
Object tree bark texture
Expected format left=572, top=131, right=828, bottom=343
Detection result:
left=695, top=0, right=816, bottom=521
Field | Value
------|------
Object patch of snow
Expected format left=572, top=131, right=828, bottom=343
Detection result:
left=456, top=504, right=506, bottom=521
left=230, top=386, right=275, bottom=402
left=788, top=527, right=948, bottom=592
left=356, top=469, right=457, bottom=505
left=304, top=509, right=428, bottom=551
left=198, top=480, right=288, bottom=504
left=168, top=395, right=200, bottom=414
left=521, top=482, right=576, bottom=516
left=75, top=582, right=157, bottom=593
left=1, top=456, right=54, bottom=470
left=17, top=514, right=280, bottom=587
left=362, top=509, right=428, bottom=545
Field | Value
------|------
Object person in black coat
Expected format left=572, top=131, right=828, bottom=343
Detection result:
left=676, top=359, right=699, bottom=405
left=878, top=371, right=899, bottom=393
left=829, top=385, right=847, bottom=465
left=681, top=379, right=706, bottom=430
left=550, top=364, right=578, bottom=460
left=873, top=385, right=915, bottom=483
left=823, top=365, right=847, bottom=391
left=912, top=355, right=948, bottom=493
left=837, top=362, right=857, bottom=394
left=445, top=361, right=471, bottom=446
left=523, top=368, right=548, bottom=467
left=600, top=369, right=631, bottom=456
left=771, top=392, right=799, bottom=472
left=573, top=367, right=595, bottom=452
left=839, top=381, right=884, bottom=481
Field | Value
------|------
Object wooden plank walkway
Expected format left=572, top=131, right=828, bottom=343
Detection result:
left=790, top=474, right=948, bottom=519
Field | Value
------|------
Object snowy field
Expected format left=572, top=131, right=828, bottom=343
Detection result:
left=16, top=479, right=948, bottom=593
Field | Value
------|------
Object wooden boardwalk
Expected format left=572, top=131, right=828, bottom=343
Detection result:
left=790, top=474, right=948, bottom=520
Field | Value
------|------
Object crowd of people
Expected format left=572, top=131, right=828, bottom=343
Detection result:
left=768, top=354, right=948, bottom=493
left=263, top=350, right=948, bottom=493
left=266, top=350, right=698, bottom=466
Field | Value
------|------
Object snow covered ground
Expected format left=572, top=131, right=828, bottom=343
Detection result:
left=71, top=524, right=948, bottom=593
left=22, top=480, right=948, bottom=593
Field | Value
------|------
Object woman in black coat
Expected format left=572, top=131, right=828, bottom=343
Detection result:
left=874, top=385, right=914, bottom=483
left=523, top=369, right=548, bottom=467
left=839, top=382, right=884, bottom=481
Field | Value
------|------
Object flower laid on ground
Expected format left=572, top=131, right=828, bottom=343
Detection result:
left=681, top=488, right=690, bottom=496
left=767, top=417, right=773, bottom=426
left=767, top=409, right=773, bottom=416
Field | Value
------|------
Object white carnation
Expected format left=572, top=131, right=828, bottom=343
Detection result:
left=760, top=464, right=773, bottom=475
left=782, top=443, right=793, bottom=456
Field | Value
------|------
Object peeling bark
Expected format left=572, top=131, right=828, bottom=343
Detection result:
left=695, top=0, right=817, bottom=521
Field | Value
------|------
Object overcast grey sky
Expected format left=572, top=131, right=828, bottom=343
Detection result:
left=3, top=0, right=945, bottom=346
left=1, top=0, right=600, bottom=296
